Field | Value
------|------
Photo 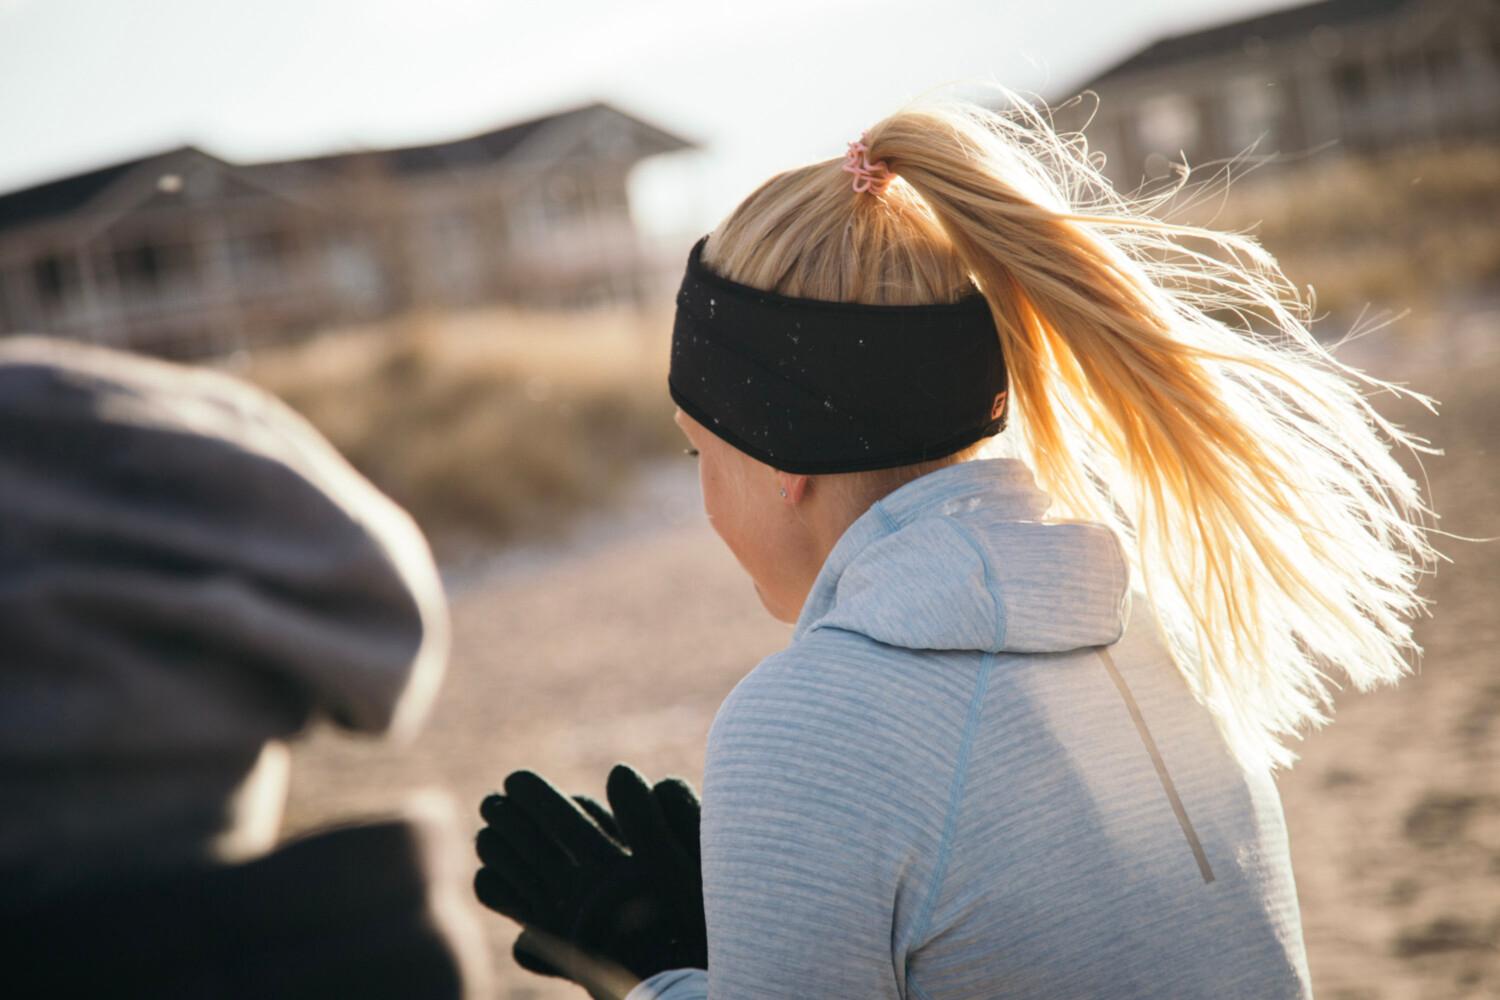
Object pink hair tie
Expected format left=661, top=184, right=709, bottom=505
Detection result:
left=842, top=132, right=892, bottom=195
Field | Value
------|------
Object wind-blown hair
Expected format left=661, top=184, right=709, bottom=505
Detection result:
left=700, top=86, right=1437, bottom=770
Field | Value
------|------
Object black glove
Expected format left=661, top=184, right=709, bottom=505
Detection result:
left=474, top=764, right=706, bottom=997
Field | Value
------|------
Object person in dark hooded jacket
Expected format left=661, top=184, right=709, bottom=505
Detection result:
left=0, top=335, right=488, bottom=997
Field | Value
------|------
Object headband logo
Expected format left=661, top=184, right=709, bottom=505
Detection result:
left=990, top=391, right=1008, bottom=421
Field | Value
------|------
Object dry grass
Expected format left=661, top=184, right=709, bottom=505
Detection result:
left=1160, top=141, right=1500, bottom=321
left=239, top=303, right=679, bottom=556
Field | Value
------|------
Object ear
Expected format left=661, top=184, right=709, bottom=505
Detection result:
left=775, top=471, right=810, bottom=504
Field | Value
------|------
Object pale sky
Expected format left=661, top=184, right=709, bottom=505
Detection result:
left=0, top=0, right=1292, bottom=237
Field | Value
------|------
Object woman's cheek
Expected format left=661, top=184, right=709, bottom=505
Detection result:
left=699, top=462, right=743, bottom=553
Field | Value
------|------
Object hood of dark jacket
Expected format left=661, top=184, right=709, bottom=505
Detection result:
left=0, top=336, right=450, bottom=900
left=794, top=457, right=1131, bottom=654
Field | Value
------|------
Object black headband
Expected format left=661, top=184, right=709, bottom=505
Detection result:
left=668, top=235, right=1008, bottom=475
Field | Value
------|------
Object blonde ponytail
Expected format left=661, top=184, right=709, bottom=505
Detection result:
left=702, top=87, right=1437, bottom=770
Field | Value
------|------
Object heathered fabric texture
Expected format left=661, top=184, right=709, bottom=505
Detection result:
left=628, top=457, right=1311, bottom=999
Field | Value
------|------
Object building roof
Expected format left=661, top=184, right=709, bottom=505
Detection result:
left=0, top=100, right=698, bottom=238
left=254, top=100, right=696, bottom=182
left=1072, top=0, right=1414, bottom=89
left=385, top=100, right=696, bottom=175
left=0, top=146, right=202, bottom=234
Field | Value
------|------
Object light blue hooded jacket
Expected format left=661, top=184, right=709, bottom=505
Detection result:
left=629, top=457, right=1312, bottom=1000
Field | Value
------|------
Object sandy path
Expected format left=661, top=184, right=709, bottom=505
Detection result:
left=286, top=347, right=1499, bottom=999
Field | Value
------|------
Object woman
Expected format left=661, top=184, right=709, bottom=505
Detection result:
left=479, top=90, right=1435, bottom=999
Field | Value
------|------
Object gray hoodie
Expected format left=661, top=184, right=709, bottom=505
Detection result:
left=631, top=457, right=1311, bottom=999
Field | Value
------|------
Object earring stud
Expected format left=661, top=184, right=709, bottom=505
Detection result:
left=779, top=486, right=788, bottom=498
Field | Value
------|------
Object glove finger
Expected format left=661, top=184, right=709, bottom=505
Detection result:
left=606, top=763, right=672, bottom=861
left=479, top=791, right=509, bottom=826
left=474, top=866, right=539, bottom=925
left=652, top=778, right=702, bottom=863
left=573, top=794, right=622, bottom=843
left=486, top=794, right=577, bottom=899
left=506, top=770, right=624, bottom=868
left=513, top=928, right=566, bottom=979
left=476, top=825, right=548, bottom=890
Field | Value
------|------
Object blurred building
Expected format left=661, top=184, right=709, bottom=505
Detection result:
left=0, top=101, right=697, bottom=358
left=1052, top=0, right=1500, bottom=190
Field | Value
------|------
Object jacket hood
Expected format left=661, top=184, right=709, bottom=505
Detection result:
left=794, top=458, right=1131, bottom=654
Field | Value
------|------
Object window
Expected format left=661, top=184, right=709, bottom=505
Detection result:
left=1391, top=51, right=1428, bottom=92
left=1425, top=45, right=1464, bottom=87
left=1334, top=62, right=1367, bottom=105
left=1135, top=93, right=1201, bottom=156
left=32, top=254, right=73, bottom=305
left=228, top=228, right=293, bottom=287
left=115, top=244, right=165, bottom=290
left=1223, top=75, right=1282, bottom=153
left=542, top=173, right=584, bottom=225
left=113, top=239, right=195, bottom=296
